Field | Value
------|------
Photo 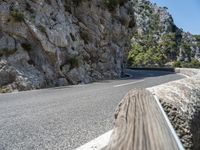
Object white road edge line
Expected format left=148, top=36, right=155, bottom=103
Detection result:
left=148, top=90, right=185, bottom=150
left=75, top=130, right=113, bottom=150
left=177, top=73, right=190, bottom=78
left=113, top=80, right=144, bottom=88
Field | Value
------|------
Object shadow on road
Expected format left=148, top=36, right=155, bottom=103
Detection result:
left=51, top=70, right=177, bottom=90
left=125, top=69, right=176, bottom=80
left=87, top=69, right=177, bottom=84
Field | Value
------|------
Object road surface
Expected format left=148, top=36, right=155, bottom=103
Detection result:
left=0, top=70, right=184, bottom=150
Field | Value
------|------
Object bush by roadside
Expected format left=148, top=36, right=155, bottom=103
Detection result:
left=173, top=60, right=200, bottom=68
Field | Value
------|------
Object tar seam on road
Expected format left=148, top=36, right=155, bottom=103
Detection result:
left=113, top=80, right=144, bottom=88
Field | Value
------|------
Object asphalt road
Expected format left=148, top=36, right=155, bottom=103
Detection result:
left=0, top=70, right=184, bottom=150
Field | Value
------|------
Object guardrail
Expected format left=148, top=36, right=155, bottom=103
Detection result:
left=127, top=67, right=175, bottom=72
left=105, top=89, right=184, bottom=150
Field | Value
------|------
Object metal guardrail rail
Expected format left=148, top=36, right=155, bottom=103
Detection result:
left=127, top=67, right=175, bottom=72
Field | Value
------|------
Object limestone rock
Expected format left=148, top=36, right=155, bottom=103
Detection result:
left=0, top=60, right=16, bottom=86
left=0, top=0, right=135, bottom=91
left=132, top=0, right=200, bottom=63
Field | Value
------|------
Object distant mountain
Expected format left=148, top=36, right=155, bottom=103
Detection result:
left=128, top=0, right=200, bottom=67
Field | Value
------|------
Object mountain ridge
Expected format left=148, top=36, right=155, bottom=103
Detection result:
left=128, top=0, right=200, bottom=67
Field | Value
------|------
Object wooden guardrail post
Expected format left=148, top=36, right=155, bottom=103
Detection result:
left=105, top=90, right=182, bottom=150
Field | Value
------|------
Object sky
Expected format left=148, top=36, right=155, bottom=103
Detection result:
left=149, top=0, right=200, bottom=35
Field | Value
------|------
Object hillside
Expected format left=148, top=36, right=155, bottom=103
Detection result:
left=128, top=0, right=200, bottom=67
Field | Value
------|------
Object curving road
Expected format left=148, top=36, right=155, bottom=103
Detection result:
left=0, top=70, right=184, bottom=150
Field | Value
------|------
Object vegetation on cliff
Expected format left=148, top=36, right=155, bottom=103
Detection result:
left=128, top=0, right=200, bottom=68
left=128, top=32, right=177, bottom=67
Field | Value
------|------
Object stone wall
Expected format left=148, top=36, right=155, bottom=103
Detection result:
left=149, top=68, right=200, bottom=150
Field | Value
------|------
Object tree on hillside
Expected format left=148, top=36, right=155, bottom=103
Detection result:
left=128, top=33, right=168, bottom=67
left=159, top=33, right=177, bottom=61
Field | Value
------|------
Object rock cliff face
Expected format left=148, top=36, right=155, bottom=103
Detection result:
left=0, top=0, right=135, bottom=91
left=129, top=0, right=200, bottom=67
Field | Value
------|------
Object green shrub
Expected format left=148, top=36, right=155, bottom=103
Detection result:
left=193, top=35, right=200, bottom=47
left=103, top=0, right=128, bottom=11
left=172, top=61, right=181, bottom=68
left=172, top=60, right=200, bottom=68
left=21, top=43, right=32, bottom=51
left=0, top=48, right=16, bottom=56
left=80, top=30, right=90, bottom=44
left=64, top=0, right=84, bottom=7
left=103, top=0, right=119, bottom=11
left=190, top=59, right=200, bottom=68
left=71, top=0, right=83, bottom=6
left=128, top=33, right=168, bottom=67
left=0, top=48, right=9, bottom=55
left=0, top=87, right=11, bottom=93
left=69, top=57, right=79, bottom=68
left=128, top=18, right=135, bottom=28
left=38, top=25, right=46, bottom=33
left=11, top=9, right=24, bottom=22
left=25, top=2, right=35, bottom=14
left=159, top=32, right=177, bottom=60
left=118, top=0, right=128, bottom=5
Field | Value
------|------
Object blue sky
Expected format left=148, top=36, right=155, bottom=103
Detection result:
left=150, top=0, right=200, bottom=35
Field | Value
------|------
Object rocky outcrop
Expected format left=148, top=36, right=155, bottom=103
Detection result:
left=130, top=0, right=200, bottom=65
left=0, top=0, right=135, bottom=91
left=149, top=69, right=200, bottom=150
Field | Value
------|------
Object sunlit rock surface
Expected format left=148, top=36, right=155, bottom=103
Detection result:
left=0, top=0, right=135, bottom=91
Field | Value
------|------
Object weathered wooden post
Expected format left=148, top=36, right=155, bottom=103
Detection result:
left=105, top=90, right=182, bottom=150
